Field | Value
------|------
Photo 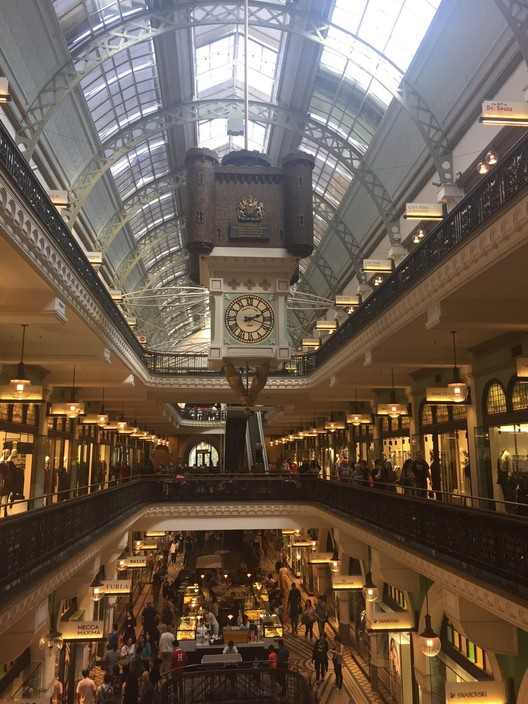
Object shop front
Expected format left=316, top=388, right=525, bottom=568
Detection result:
left=379, top=416, right=411, bottom=475
left=350, top=423, right=375, bottom=465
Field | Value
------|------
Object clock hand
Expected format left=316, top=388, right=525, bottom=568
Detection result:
left=243, top=312, right=263, bottom=322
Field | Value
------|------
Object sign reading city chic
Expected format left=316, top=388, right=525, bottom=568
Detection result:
left=101, top=580, right=132, bottom=594
left=331, top=575, right=363, bottom=591
left=444, top=680, right=506, bottom=703
left=366, top=605, right=414, bottom=632
left=61, top=621, right=105, bottom=641
left=404, top=202, right=444, bottom=220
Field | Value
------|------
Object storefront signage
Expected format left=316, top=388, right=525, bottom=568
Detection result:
left=291, top=540, right=313, bottom=548
left=140, top=541, right=158, bottom=550
left=126, top=556, right=147, bottom=568
left=480, top=101, right=528, bottom=125
left=366, top=606, right=414, bottom=632
left=516, top=357, right=528, bottom=378
left=426, top=387, right=469, bottom=404
left=145, top=531, right=165, bottom=537
left=309, top=552, right=333, bottom=564
left=281, top=529, right=296, bottom=535
left=61, top=621, right=105, bottom=641
left=404, top=202, right=444, bottom=220
left=362, top=258, right=393, bottom=273
left=331, top=575, right=363, bottom=590
left=101, top=580, right=131, bottom=594
left=444, top=680, right=506, bottom=703
left=0, top=385, right=44, bottom=401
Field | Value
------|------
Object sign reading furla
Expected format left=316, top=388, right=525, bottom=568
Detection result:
left=101, top=579, right=131, bottom=594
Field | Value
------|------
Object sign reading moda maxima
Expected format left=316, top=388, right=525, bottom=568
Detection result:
left=61, top=621, right=105, bottom=641
left=444, top=680, right=506, bottom=703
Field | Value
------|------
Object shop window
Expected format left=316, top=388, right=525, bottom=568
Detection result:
left=385, top=583, right=407, bottom=610
left=11, top=403, right=23, bottom=423
left=451, top=404, right=467, bottom=420
left=445, top=620, right=492, bottom=676
left=0, top=403, right=9, bottom=421
left=485, top=382, right=507, bottom=415
left=400, top=415, right=410, bottom=429
left=435, top=404, right=449, bottom=423
left=421, top=403, right=434, bottom=426
left=381, top=417, right=390, bottom=432
left=25, top=404, right=36, bottom=425
left=511, top=380, right=528, bottom=411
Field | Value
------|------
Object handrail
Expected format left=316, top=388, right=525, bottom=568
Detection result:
left=1, top=477, right=528, bottom=610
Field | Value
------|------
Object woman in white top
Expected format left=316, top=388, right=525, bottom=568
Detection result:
left=205, top=610, right=219, bottom=637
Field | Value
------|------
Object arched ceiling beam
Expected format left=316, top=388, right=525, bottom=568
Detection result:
left=67, top=99, right=399, bottom=237
left=17, top=2, right=452, bottom=181
left=116, top=224, right=187, bottom=287
left=98, top=172, right=186, bottom=254
left=494, top=1, right=528, bottom=66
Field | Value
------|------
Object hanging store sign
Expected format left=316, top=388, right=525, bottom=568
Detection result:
left=61, top=621, right=105, bottom=641
left=140, top=541, right=158, bottom=550
left=426, top=387, right=470, bottom=404
left=516, top=357, right=528, bottom=378
left=331, top=575, right=363, bottom=590
left=126, top=556, right=147, bottom=568
left=101, top=580, right=131, bottom=594
left=309, top=552, right=333, bottom=564
left=366, top=605, right=414, bottom=632
left=291, top=540, right=313, bottom=548
left=145, top=531, right=165, bottom=537
left=362, top=258, right=393, bottom=273
left=0, top=385, right=44, bottom=401
left=404, top=202, right=444, bottom=220
left=480, top=101, right=528, bottom=126
left=444, top=680, right=506, bottom=703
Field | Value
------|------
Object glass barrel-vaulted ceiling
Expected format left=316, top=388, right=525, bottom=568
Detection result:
left=49, top=0, right=441, bottom=351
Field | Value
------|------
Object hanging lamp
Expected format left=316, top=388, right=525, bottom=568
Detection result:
left=419, top=580, right=441, bottom=657
left=9, top=324, right=32, bottom=399
left=446, top=331, right=468, bottom=402
left=387, top=368, right=402, bottom=419
left=65, top=366, right=84, bottom=419
left=97, top=387, right=109, bottom=427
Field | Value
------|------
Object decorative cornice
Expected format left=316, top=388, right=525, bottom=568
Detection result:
left=0, top=178, right=149, bottom=384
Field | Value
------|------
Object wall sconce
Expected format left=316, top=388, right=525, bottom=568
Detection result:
left=311, top=539, right=317, bottom=552
left=412, top=228, right=426, bottom=244
left=447, top=331, right=468, bottom=403
left=39, top=628, right=64, bottom=653
left=90, top=575, right=105, bottom=602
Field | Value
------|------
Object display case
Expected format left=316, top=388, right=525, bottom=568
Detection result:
left=261, top=612, right=283, bottom=639
left=177, top=615, right=198, bottom=641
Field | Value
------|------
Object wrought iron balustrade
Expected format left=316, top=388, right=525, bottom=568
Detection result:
left=1, top=476, right=528, bottom=609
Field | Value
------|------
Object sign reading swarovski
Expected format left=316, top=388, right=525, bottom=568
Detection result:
left=444, top=680, right=506, bottom=703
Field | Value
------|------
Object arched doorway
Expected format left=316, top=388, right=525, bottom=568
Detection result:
left=188, top=441, right=219, bottom=468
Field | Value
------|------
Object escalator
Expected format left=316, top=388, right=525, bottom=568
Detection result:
left=224, top=410, right=248, bottom=473
left=246, top=411, right=268, bottom=472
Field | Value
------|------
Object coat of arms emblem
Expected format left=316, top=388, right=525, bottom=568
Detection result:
left=236, top=195, right=264, bottom=222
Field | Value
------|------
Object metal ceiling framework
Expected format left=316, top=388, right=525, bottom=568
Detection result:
left=14, top=0, right=450, bottom=351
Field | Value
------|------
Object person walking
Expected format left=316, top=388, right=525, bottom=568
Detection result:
left=276, top=639, right=289, bottom=696
left=139, top=672, right=156, bottom=704
left=301, top=599, right=316, bottom=641
left=312, top=634, right=329, bottom=684
left=329, top=634, right=344, bottom=689
left=315, top=595, right=329, bottom=636
left=157, top=627, right=174, bottom=678
left=76, top=669, right=96, bottom=704
left=287, top=583, right=302, bottom=634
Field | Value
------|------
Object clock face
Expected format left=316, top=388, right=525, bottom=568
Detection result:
left=225, top=294, right=275, bottom=343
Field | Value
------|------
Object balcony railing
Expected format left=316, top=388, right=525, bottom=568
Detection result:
left=1, top=476, right=527, bottom=610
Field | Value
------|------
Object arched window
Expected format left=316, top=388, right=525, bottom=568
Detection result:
left=451, top=404, right=467, bottom=420
left=511, top=379, right=528, bottom=411
left=485, top=382, right=507, bottom=415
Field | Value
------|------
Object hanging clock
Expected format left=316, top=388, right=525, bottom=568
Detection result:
left=224, top=294, right=275, bottom=344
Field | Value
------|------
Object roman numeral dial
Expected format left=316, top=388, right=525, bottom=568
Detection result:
left=224, top=295, right=275, bottom=343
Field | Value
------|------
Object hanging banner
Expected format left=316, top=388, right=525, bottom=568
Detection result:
left=444, top=680, right=506, bottom=703
left=101, top=579, right=131, bottom=594
left=61, top=621, right=105, bottom=641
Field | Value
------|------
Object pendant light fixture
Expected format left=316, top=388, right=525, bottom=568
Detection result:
left=97, top=387, right=109, bottom=427
left=387, top=368, right=402, bottom=419
left=9, top=324, right=32, bottom=399
left=117, top=401, right=128, bottom=433
left=419, top=579, right=441, bottom=657
left=90, top=573, right=105, bottom=602
left=65, top=366, right=84, bottom=419
left=362, top=548, right=379, bottom=602
left=347, top=389, right=371, bottom=426
left=447, top=331, right=468, bottom=402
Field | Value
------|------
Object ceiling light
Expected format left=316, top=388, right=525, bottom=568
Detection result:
left=447, top=331, right=468, bottom=402
left=65, top=366, right=84, bottom=419
left=9, top=324, right=32, bottom=399
left=419, top=580, right=441, bottom=657
left=477, top=161, right=489, bottom=175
